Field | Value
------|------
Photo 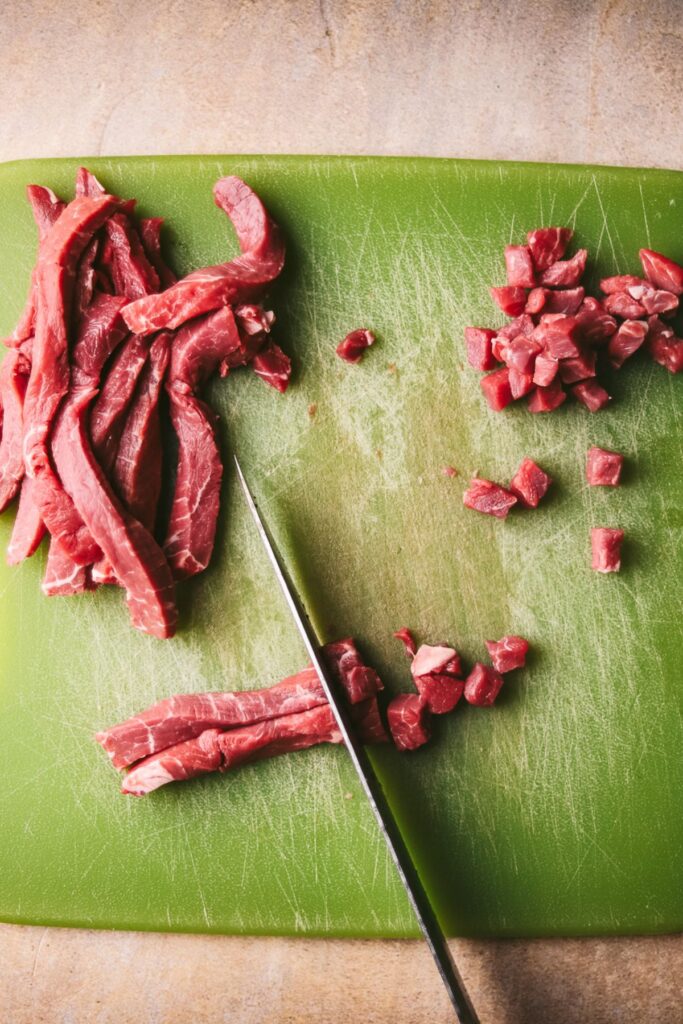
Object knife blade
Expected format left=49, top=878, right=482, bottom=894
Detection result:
left=234, top=454, right=479, bottom=1024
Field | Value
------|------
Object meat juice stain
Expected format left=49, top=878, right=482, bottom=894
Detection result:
left=307, top=402, right=318, bottom=419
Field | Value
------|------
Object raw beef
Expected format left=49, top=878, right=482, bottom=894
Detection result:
left=463, top=478, right=518, bottom=518
left=393, top=627, right=417, bottom=657
left=639, top=249, right=683, bottom=295
left=586, top=447, right=623, bottom=487
left=480, top=367, right=513, bottom=411
left=591, top=528, right=624, bottom=573
left=89, top=332, right=153, bottom=474
left=464, top=327, right=497, bottom=371
left=504, top=246, right=536, bottom=288
left=6, top=477, right=46, bottom=564
left=571, top=380, right=610, bottom=412
left=251, top=340, right=292, bottom=391
left=607, top=320, right=648, bottom=368
left=121, top=177, right=286, bottom=335
left=387, top=694, right=431, bottom=751
left=336, top=328, right=376, bottom=363
left=538, top=249, right=587, bottom=287
left=485, top=636, right=529, bottom=673
left=410, top=644, right=463, bottom=715
left=0, top=350, right=31, bottom=511
left=528, top=379, right=567, bottom=412
left=464, top=663, right=504, bottom=706
left=527, top=228, right=573, bottom=271
left=490, top=286, right=527, bottom=317
left=42, top=540, right=91, bottom=597
left=139, top=217, right=177, bottom=289
left=323, top=637, right=383, bottom=704
left=509, top=458, right=551, bottom=508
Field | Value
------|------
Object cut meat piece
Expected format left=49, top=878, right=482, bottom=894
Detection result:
left=509, top=458, right=551, bottom=508
left=532, top=315, right=581, bottom=359
left=485, top=636, right=529, bottom=673
left=647, top=316, right=683, bottom=374
left=336, top=328, right=375, bottom=364
left=323, top=637, right=383, bottom=704
left=480, top=367, right=513, bottom=411
left=463, top=478, right=517, bottom=519
left=0, top=349, right=30, bottom=511
left=639, top=249, right=683, bottom=295
left=607, top=319, right=648, bottom=368
left=251, top=340, right=292, bottom=392
left=6, top=477, right=46, bottom=564
left=464, top=663, right=504, bottom=706
left=42, top=539, right=90, bottom=597
left=574, top=298, right=617, bottom=344
left=139, top=217, right=177, bottom=288
left=527, top=228, right=573, bottom=271
left=464, top=327, right=496, bottom=371
left=572, top=380, right=611, bottom=412
left=121, top=177, right=286, bottom=336
left=508, top=368, right=534, bottom=398
left=504, top=245, right=535, bottom=288
left=533, top=354, right=559, bottom=387
left=387, top=694, right=431, bottom=751
left=350, top=696, right=389, bottom=744
left=528, top=379, right=566, bottom=413
left=586, top=446, right=623, bottom=487
left=411, top=643, right=463, bottom=715
left=411, top=644, right=462, bottom=679
left=75, top=238, right=100, bottom=316
left=393, top=627, right=417, bottom=658
left=90, top=333, right=153, bottom=474
left=634, top=287, right=678, bottom=316
left=603, top=292, right=645, bottom=320
left=591, top=527, right=624, bottom=573
left=558, top=350, right=596, bottom=383
left=503, top=335, right=541, bottom=374
left=600, top=274, right=649, bottom=295
left=539, top=249, right=587, bottom=287
left=495, top=314, right=535, bottom=343
left=525, top=287, right=548, bottom=315
left=489, top=286, right=527, bottom=317
left=542, top=287, right=585, bottom=316
left=122, top=727, right=224, bottom=795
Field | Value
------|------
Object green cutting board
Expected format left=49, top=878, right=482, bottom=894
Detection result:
left=0, top=156, right=681, bottom=939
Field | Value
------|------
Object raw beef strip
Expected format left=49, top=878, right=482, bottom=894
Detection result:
left=509, top=458, right=551, bottom=508
left=527, top=228, right=573, bottom=271
left=538, top=249, right=587, bottom=287
left=121, top=177, right=286, bottom=336
left=639, top=249, right=683, bottom=295
left=464, top=663, right=504, bottom=706
left=89, top=332, right=153, bottom=474
left=74, top=237, right=100, bottom=316
left=163, top=307, right=243, bottom=578
left=139, top=218, right=177, bottom=288
left=463, top=478, right=517, bottom=519
left=42, top=540, right=90, bottom=597
left=504, top=246, right=536, bottom=288
left=586, top=446, right=623, bottom=487
left=603, top=292, right=645, bottom=320
left=0, top=349, right=31, bottom=511
left=542, top=287, right=585, bottom=316
left=591, top=528, right=624, bottom=573
left=485, top=636, right=529, bottom=673
left=336, top=328, right=375, bottom=363
left=490, top=287, right=527, bottom=317
left=323, top=637, right=383, bottom=704
left=464, top=327, right=496, bottom=371
left=6, top=477, right=46, bottom=564
left=571, top=380, right=610, bottom=412
left=22, top=193, right=118, bottom=564
left=387, top=694, right=431, bottom=751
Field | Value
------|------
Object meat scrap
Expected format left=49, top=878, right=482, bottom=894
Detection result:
left=336, top=328, right=375, bottom=364
left=586, top=446, right=624, bottom=487
left=464, top=663, right=504, bottom=706
left=591, top=527, right=624, bottom=573
left=485, top=636, right=529, bottom=674
left=387, top=694, right=431, bottom=751
left=509, top=458, right=551, bottom=509
left=463, top=478, right=517, bottom=519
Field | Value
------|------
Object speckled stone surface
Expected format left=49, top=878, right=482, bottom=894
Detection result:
left=0, top=1, right=681, bottom=1020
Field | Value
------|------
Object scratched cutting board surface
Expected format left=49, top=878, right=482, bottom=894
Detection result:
left=0, top=156, right=681, bottom=939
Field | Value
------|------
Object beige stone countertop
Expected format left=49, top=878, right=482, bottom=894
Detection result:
left=1, top=1, right=681, bottom=1021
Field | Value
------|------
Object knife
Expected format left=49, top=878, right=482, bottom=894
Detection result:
left=234, top=455, right=480, bottom=1024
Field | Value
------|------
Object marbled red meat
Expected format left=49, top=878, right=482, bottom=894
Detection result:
left=480, top=367, right=513, bottom=411
left=639, top=249, right=683, bottom=295
left=463, top=478, right=517, bottom=518
left=532, top=353, right=559, bottom=387
left=464, top=663, right=504, bottom=706
left=387, top=694, right=431, bottom=751
left=42, top=540, right=91, bottom=597
left=485, top=636, right=529, bottom=674
left=139, top=217, right=177, bottom=289
left=0, top=350, right=30, bottom=512
left=410, top=643, right=463, bottom=714
left=464, top=327, right=496, bottom=371
left=607, top=319, right=648, bottom=368
left=600, top=274, right=649, bottom=295
left=538, top=249, right=587, bottom=287
left=503, top=335, right=541, bottom=373
left=251, top=340, right=292, bottom=391
left=504, top=245, right=535, bottom=288
left=509, top=458, right=551, bottom=508
left=574, top=298, right=617, bottom=344
left=508, top=367, right=534, bottom=398
left=528, top=379, right=566, bottom=413
left=532, top=315, right=581, bottom=359
left=558, top=349, right=596, bottom=383
left=490, top=286, right=527, bottom=317
left=571, top=380, right=611, bottom=412
left=591, top=527, right=624, bottom=573
left=121, top=177, right=285, bottom=335
left=525, top=287, right=548, bottom=315
left=89, top=333, right=153, bottom=474
left=323, top=637, right=383, bottom=704
left=586, top=446, right=623, bottom=487
left=6, top=477, right=46, bottom=564
left=647, top=316, right=683, bottom=373
left=336, top=328, right=375, bottom=364
left=527, top=228, right=573, bottom=271
left=603, top=292, right=645, bottom=320
left=542, top=287, right=585, bottom=316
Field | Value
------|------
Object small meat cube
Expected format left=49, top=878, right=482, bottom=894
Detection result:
left=509, top=368, right=534, bottom=399
left=464, top=327, right=497, bottom=371
left=586, top=446, right=624, bottom=487
left=411, top=643, right=462, bottom=679
left=490, top=286, right=527, bottom=317
left=485, top=635, right=529, bottom=673
left=480, top=367, right=514, bottom=411
left=604, top=292, right=645, bottom=320
left=607, top=319, right=648, bottom=368
left=527, top=227, right=573, bottom=271
left=525, top=287, right=548, bottom=314
left=528, top=380, right=566, bottom=413
left=504, top=335, right=541, bottom=373
left=591, top=528, right=624, bottom=573
left=463, top=478, right=517, bottom=519
left=415, top=675, right=464, bottom=715
left=533, top=315, right=581, bottom=359
left=539, top=249, right=588, bottom=287
left=600, top=274, right=649, bottom=294
left=650, top=333, right=683, bottom=373
left=336, top=328, right=375, bottom=364
left=558, top=350, right=596, bottom=383
left=543, top=286, right=585, bottom=316
left=393, top=627, right=417, bottom=657
left=634, top=287, right=678, bottom=316
left=495, top=314, right=535, bottom=341
left=572, top=381, right=611, bottom=412
left=509, top=458, right=552, bottom=508
left=505, top=245, right=536, bottom=288
left=464, top=663, right=504, bottom=706
left=639, top=249, right=683, bottom=295
left=575, top=298, right=617, bottom=344
left=533, top=354, right=559, bottom=387
left=387, top=694, right=431, bottom=751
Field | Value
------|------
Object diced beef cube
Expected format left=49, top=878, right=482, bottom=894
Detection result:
left=639, top=248, right=683, bottom=295
left=647, top=316, right=683, bottom=373
left=604, top=292, right=645, bottom=319
left=607, top=319, right=648, bottom=368
left=539, top=249, right=588, bottom=287
left=411, top=644, right=462, bottom=679
left=495, top=314, right=535, bottom=341
left=504, top=335, right=541, bottom=373
left=633, top=287, right=678, bottom=316
left=586, top=446, right=624, bottom=486
left=528, top=379, right=566, bottom=413
left=509, top=458, right=552, bottom=508
left=574, top=298, right=617, bottom=344
left=463, top=478, right=517, bottom=518
left=591, top=528, right=624, bottom=573
left=252, top=341, right=292, bottom=391
left=525, top=287, right=548, bottom=314
left=480, top=367, right=514, bottom=411
left=324, top=638, right=383, bottom=703
left=600, top=274, right=649, bottom=294
left=464, top=327, right=497, bottom=371
left=504, top=245, right=536, bottom=288
left=393, top=627, right=417, bottom=657
left=572, top=380, right=611, bottom=411
left=485, top=635, right=529, bottom=673
left=543, top=286, right=585, bottom=316
left=415, top=675, right=464, bottom=715
left=387, top=694, right=431, bottom=751
left=533, top=315, right=581, bottom=359
left=490, top=286, right=527, bottom=317
left=558, top=350, right=596, bottom=384
left=509, top=368, right=534, bottom=399
left=464, top=663, right=504, bottom=706
left=533, top=354, right=559, bottom=387
left=336, top=328, right=375, bottom=364
left=527, top=228, right=573, bottom=271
